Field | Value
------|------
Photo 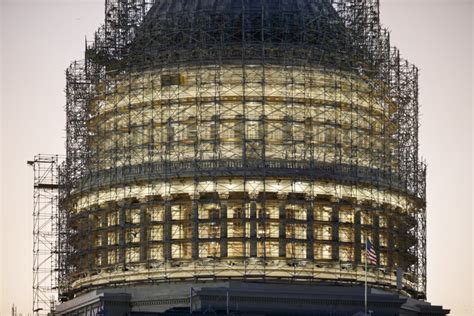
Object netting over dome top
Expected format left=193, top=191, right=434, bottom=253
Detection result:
left=120, top=0, right=368, bottom=71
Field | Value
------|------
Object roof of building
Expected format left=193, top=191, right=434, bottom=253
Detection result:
left=124, top=0, right=365, bottom=70
left=145, top=0, right=338, bottom=19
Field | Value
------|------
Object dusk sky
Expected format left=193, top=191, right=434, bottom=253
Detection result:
left=1, top=0, right=472, bottom=315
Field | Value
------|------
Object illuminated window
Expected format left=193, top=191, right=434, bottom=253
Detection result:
left=246, top=122, right=261, bottom=139
left=257, top=222, right=279, bottom=238
left=286, top=224, right=307, bottom=239
left=171, top=204, right=191, bottom=220
left=125, top=247, right=140, bottom=263
left=126, top=228, right=140, bottom=243
left=228, top=222, right=249, bottom=238
left=94, top=233, right=102, bottom=247
left=267, top=206, right=279, bottom=219
left=107, top=231, right=117, bottom=245
left=257, top=207, right=269, bottom=219
left=107, top=211, right=119, bottom=226
left=147, top=206, right=164, bottom=222
left=125, top=209, right=141, bottom=224
left=199, top=242, right=220, bottom=258
left=339, top=209, right=354, bottom=223
left=228, top=242, right=245, bottom=257
left=286, top=242, right=306, bottom=259
left=172, top=224, right=192, bottom=239
left=198, top=205, right=220, bottom=219
left=315, top=244, right=332, bottom=259
left=379, top=252, right=387, bottom=266
left=379, top=232, right=388, bottom=247
left=94, top=252, right=102, bottom=266
left=257, top=241, right=279, bottom=257
left=148, top=225, right=163, bottom=241
left=315, top=206, right=332, bottom=221
left=108, top=250, right=117, bottom=265
left=171, top=242, right=192, bottom=259
left=361, top=212, right=373, bottom=225
left=315, top=225, right=332, bottom=240
left=339, top=246, right=354, bottom=262
left=199, top=223, right=220, bottom=239
left=286, top=205, right=306, bottom=220
left=339, top=227, right=354, bottom=242
left=148, top=245, right=163, bottom=260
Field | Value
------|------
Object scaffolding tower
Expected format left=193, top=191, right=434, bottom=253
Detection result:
left=29, top=155, right=62, bottom=316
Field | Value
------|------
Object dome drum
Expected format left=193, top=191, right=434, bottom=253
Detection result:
left=60, top=0, right=427, bottom=302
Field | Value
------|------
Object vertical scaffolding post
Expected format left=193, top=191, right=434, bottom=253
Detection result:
left=29, top=154, right=61, bottom=315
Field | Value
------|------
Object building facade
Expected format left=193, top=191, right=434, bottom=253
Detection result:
left=56, top=0, right=448, bottom=315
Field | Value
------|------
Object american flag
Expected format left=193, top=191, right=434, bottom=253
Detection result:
left=366, top=239, right=377, bottom=265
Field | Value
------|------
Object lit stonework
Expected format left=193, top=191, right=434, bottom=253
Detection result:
left=66, top=64, right=421, bottom=295
left=60, top=0, right=427, bottom=305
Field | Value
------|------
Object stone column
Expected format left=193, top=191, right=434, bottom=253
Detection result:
left=87, top=208, right=95, bottom=271
left=118, top=205, right=126, bottom=265
left=163, top=195, right=173, bottom=260
left=191, top=192, right=200, bottom=259
left=305, top=195, right=314, bottom=260
left=140, top=206, right=147, bottom=262
left=331, top=201, right=340, bottom=261
left=387, top=212, right=394, bottom=268
left=278, top=192, right=288, bottom=258
left=249, top=191, right=258, bottom=258
left=219, top=192, right=229, bottom=258
left=354, top=207, right=361, bottom=264
left=100, top=208, right=108, bottom=266
left=373, top=210, right=380, bottom=266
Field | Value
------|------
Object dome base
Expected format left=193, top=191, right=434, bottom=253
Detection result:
left=55, top=281, right=449, bottom=315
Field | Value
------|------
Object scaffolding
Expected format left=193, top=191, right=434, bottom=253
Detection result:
left=58, top=0, right=427, bottom=302
left=29, top=155, right=62, bottom=315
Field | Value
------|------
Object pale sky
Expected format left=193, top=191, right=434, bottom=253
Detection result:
left=0, top=0, right=472, bottom=315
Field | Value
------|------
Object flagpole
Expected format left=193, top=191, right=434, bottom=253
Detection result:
left=365, top=236, right=368, bottom=315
